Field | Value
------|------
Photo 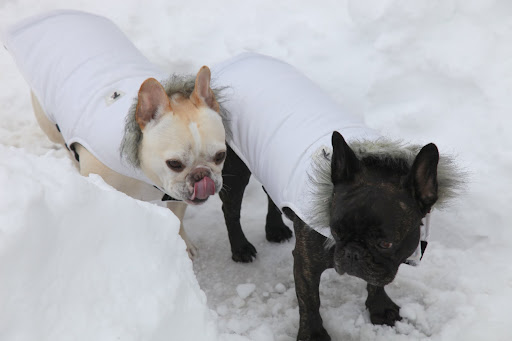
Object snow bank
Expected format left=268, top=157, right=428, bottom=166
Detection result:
left=0, top=146, right=218, bottom=341
left=0, top=0, right=511, bottom=340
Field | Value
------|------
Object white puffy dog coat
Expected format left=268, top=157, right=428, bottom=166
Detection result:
left=212, top=53, right=380, bottom=227
left=211, top=53, right=427, bottom=264
left=3, top=10, right=168, bottom=185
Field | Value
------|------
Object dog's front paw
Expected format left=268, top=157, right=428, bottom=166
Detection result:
left=365, top=284, right=402, bottom=326
left=366, top=297, right=401, bottom=326
left=297, top=327, right=331, bottom=341
left=185, top=239, right=198, bottom=260
left=368, top=305, right=401, bottom=326
left=266, top=223, right=293, bottom=243
left=231, top=241, right=257, bottom=263
left=178, top=225, right=198, bottom=260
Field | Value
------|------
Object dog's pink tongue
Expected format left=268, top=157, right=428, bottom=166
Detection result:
left=192, top=177, right=216, bottom=200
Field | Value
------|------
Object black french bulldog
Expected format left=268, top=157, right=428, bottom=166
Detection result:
left=220, top=131, right=453, bottom=341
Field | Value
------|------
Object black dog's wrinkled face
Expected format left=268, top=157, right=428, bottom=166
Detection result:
left=329, top=132, right=439, bottom=286
left=330, top=182, right=423, bottom=286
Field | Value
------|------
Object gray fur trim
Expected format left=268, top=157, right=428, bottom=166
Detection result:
left=306, top=138, right=466, bottom=230
left=119, top=74, right=230, bottom=168
left=120, top=99, right=143, bottom=168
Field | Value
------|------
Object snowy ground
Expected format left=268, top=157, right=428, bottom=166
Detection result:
left=1, top=0, right=511, bottom=340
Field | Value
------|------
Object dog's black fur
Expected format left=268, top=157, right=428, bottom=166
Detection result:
left=219, top=144, right=293, bottom=262
left=220, top=131, right=443, bottom=341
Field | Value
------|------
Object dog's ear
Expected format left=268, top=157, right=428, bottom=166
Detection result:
left=135, top=78, right=172, bottom=130
left=331, top=131, right=361, bottom=184
left=190, top=66, right=220, bottom=112
left=408, top=143, right=439, bottom=213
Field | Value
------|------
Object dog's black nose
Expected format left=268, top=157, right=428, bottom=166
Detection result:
left=344, top=244, right=364, bottom=262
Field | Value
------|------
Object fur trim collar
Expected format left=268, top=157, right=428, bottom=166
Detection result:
left=306, top=138, right=466, bottom=231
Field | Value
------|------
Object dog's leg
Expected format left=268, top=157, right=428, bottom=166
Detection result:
left=219, top=145, right=256, bottom=262
left=284, top=208, right=333, bottom=341
left=263, top=189, right=293, bottom=243
left=365, top=284, right=401, bottom=326
left=167, top=201, right=197, bottom=260
left=32, top=91, right=66, bottom=146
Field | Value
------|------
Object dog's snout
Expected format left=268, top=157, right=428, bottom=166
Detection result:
left=344, top=244, right=364, bottom=262
left=190, top=167, right=211, bottom=182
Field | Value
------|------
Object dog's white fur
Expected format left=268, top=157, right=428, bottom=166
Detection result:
left=32, top=67, right=226, bottom=258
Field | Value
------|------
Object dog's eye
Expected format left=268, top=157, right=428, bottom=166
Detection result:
left=166, top=160, right=184, bottom=172
left=378, top=241, right=393, bottom=249
left=214, top=151, right=226, bottom=165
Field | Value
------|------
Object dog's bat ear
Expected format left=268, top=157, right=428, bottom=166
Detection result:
left=135, top=78, right=172, bottom=130
left=408, top=143, right=439, bottom=213
left=331, top=131, right=360, bottom=184
left=190, top=66, right=220, bottom=113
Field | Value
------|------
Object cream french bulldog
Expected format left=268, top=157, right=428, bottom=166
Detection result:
left=4, top=10, right=226, bottom=258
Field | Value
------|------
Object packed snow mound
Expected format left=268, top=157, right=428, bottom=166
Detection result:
left=0, top=146, right=218, bottom=341
left=1, top=0, right=512, bottom=340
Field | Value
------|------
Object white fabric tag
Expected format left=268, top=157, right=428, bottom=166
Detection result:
left=405, top=213, right=431, bottom=266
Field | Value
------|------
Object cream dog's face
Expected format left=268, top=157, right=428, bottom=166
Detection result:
left=136, top=66, right=226, bottom=205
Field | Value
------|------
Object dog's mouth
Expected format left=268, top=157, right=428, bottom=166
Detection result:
left=187, top=176, right=216, bottom=205
left=186, top=197, right=209, bottom=205
left=334, top=259, right=395, bottom=287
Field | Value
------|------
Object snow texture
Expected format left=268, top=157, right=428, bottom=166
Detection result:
left=0, top=146, right=217, bottom=341
left=1, top=0, right=511, bottom=340
left=237, top=284, right=257, bottom=300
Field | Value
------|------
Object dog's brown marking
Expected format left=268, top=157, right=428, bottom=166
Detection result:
left=171, top=95, right=200, bottom=123
left=170, top=66, right=221, bottom=128
left=190, top=66, right=220, bottom=113
left=136, top=67, right=220, bottom=131
left=135, top=78, right=172, bottom=130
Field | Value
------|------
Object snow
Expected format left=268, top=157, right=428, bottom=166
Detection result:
left=236, top=284, right=257, bottom=300
left=0, top=0, right=511, bottom=340
left=0, top=146, right=217, bottom=341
